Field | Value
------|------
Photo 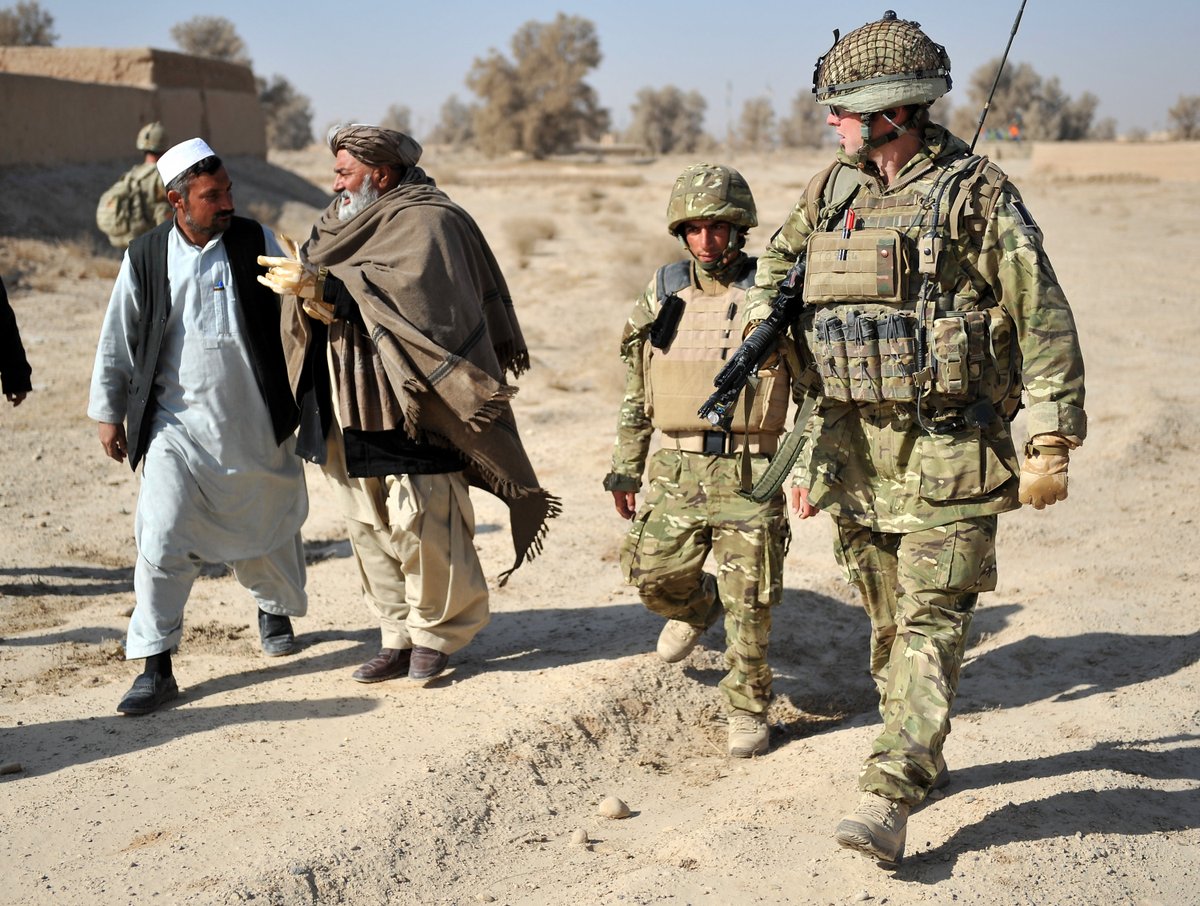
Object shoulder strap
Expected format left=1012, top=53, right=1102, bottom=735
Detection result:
left=948, top=155, right=1008, bottom=246
left=655, top=259, right=692, bottom=304
left=733, top=255, right=757, bottom=290
left=805, top=162, right=860, bottom=232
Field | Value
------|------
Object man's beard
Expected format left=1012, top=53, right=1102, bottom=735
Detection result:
left=337, top=179, right=379, bottom=222
left=183, top=205, right=234, bottom=240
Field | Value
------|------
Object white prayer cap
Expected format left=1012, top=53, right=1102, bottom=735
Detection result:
left=157, top=137, right=217, bottom=187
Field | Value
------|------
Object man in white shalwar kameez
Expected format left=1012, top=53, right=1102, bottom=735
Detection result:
left=89, top=138, right=308, bottom=715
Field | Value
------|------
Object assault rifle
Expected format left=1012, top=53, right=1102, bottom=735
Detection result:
left=697, top=256, right=806, bottom=430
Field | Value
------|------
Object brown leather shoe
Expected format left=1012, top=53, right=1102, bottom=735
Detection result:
left=351, top=648, right=411, bottom=684
left=408, top=645, right=449, bottom=682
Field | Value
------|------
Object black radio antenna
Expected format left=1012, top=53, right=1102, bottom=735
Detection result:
left=971, top=0, right=1029, bottom=152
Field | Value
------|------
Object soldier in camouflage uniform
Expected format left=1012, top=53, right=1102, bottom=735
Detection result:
left=744, top=12, right=1086, bottom=865
left=605, top=164, right=800, bottom=758
left=96, top=122, right=174, bottom=249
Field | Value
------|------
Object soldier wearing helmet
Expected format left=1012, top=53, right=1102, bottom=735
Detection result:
left=604, top=163, right=804, bottom=758
left=744, top=11, right=1086, bottom=865
left=96, top=122, right=173, bottom=248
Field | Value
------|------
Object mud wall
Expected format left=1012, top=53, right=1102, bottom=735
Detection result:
left=0, top=47, right=265, bottom=166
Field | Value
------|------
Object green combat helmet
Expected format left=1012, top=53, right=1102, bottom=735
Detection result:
left=666, top=163, right=757, bottom=271
left=813, top=11, right=950, bottom=160
left=136, top=121, right=168, bottom=154
left=666, top=163, right=757, bottom=234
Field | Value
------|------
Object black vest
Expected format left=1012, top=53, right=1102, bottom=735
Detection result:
left=124, top=216, right=299, bottom=469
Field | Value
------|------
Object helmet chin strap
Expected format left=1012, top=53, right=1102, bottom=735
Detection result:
left=692, top=228, right=748, bottom=275
left=848, top=109, right=916, bottom=166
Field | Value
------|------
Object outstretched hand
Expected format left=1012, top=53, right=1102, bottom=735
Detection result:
left=256, top=241, right=333, bottom=323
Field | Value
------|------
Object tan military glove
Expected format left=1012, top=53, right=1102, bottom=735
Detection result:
left=1018, top=434, right=1073, bottom=509
left=256, top=237, right=334, bottom=323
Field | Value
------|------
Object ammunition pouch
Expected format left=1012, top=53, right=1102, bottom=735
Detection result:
left=812, top=305, right=991, bottom=410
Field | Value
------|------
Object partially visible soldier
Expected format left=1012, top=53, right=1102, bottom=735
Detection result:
left=745, top=12, right=1086, bottom=865
left=96, top=122, right=174, bottom=249
left=605, top=164, right=802, bottom=758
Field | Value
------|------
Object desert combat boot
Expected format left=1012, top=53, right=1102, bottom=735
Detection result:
left=656, top=620, right=708, bottom=662
left=727, top=711, right=769, bottom=757
left=835, top=792, right=910, bottom=866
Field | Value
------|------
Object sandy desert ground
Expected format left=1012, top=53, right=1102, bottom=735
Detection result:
left=0, top=140, right=1197, bottom=905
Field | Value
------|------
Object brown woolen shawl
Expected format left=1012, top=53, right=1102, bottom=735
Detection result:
left=283, top=172, right=558, bottom=582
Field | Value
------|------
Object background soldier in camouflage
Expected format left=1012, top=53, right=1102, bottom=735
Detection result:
left=605, top=164, right=800, bottom=758
left=95, top=122, right=174, bottom=249
left=745, top=12, right=1086, bottom=865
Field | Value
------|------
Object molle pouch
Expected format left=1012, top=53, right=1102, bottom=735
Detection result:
left=930, top=311, right=988, bottom=402
left=880, top=311, right=918, bottom=401
left=813, top=310, right=851, bottom=401
left=649, top=294, right=685, bottom=350
left=846, top=311, right=882, bottom=402
left=804, top=228, right=906, bottom=304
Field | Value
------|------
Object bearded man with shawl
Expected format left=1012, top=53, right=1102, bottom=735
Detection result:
left=261, top=125, right=557, bottom=685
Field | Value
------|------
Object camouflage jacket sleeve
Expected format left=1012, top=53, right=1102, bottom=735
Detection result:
left=743, top=200, right=815, bottom=327
left=607, top=280, right=658, bottom=489
left=977, top=185, right=1087, bottom=443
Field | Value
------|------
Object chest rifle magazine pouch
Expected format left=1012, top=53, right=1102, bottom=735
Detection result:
left=880, top=311, right=919, bottom=401
left=847, top=311, right=883, bottom=402
left=813, top=309, right=851, bottom=401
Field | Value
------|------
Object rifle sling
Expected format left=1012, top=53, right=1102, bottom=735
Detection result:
left=739, top=389, right=819, bottom=503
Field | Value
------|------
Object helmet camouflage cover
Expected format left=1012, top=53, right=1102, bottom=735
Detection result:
left=666, top=163, right=757, bottom=234
left=136, top=121, right=168, bottom=153
left=813, top=10, right=951, bottom=113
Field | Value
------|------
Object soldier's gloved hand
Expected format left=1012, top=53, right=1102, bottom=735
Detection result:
left=1018, top=434, right=1072, bottom=509
left=256, top=255, right=326, bottom=301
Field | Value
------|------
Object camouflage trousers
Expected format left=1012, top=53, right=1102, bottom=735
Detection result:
left=833, top=515, right=998, bottom=806
left=620, top=449, right=789, bottom=714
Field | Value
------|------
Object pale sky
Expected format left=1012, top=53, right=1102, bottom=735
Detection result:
left=44, top=1, right=1198, bottom=139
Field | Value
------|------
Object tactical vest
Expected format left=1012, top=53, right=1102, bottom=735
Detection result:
left=644, top=258, right=791, bottom=436
left=800, top=154, right=1022, bottom=431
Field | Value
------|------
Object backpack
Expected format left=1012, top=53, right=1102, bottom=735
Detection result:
left=96, top=166, right=159, bottom=249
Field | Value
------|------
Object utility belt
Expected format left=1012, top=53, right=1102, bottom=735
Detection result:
left=834, top=398, right=1003, bottom=437
left=663, top=430, right=778, bottom=456
left=811, top=305, right=989, bottom=407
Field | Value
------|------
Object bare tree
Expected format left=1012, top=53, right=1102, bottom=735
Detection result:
left=380, top=104, right=412, bottom=135
left=1168, top=95, right=1200, bottom=140
left=428, top=95, right=476, bottom=147
left=778, top=92, right=825, bottom=149
left=0, top=1, right=56, bottom=45
left=1089, top=117, right=1117, bottom=141
left=170, top=15, right=250, bottom=66
left=466, top=13, right=610, bottom=158
left=258, top=75, right=313, bottom=150
left=953, top=58, right=1097, bottom=141
left=737, top=97, right=775, bottom=152
left=625, top=86, right=707, bottom=154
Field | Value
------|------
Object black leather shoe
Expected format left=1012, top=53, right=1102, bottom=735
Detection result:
left=351, top=648, right=411, bottom=683
left=409, top=646, right=449, bottom=682
left=117, top=673, right=179, bottom=715
left=258, top=609, right=296, bottom=657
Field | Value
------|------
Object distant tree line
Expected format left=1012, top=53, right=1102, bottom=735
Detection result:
left=4, top=4, right=1200, bottom=152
